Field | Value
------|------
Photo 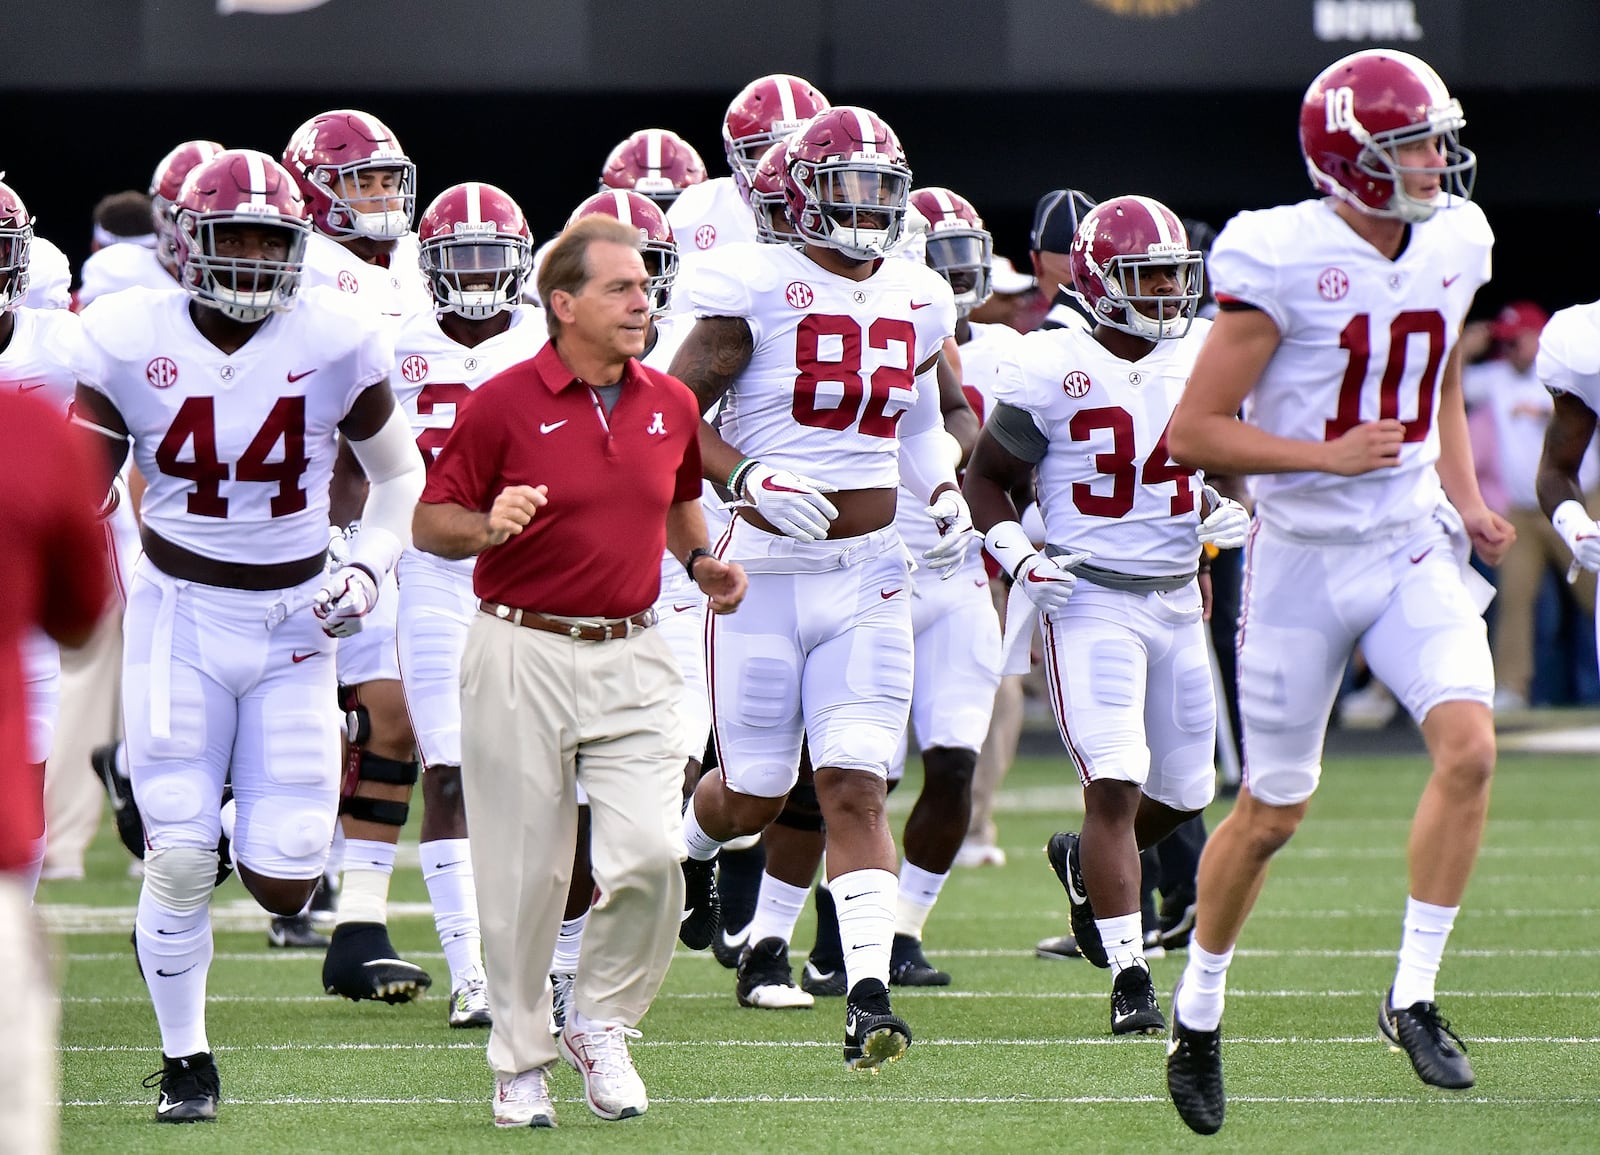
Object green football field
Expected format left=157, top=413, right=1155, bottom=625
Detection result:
left=42, top=749, right=1600, bottom=1153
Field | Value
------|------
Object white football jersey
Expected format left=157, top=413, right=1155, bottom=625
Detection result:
left=1, top=307, right=92, bottom=414
left=79, top=285, right=393, bottom=563
left=301, top=231, right=430, bottom=325
left=23, top=235, right=71, bottom=310
left=78, top=243, right=173, bottom=308
left=1538, top=300, right=1600, bottom=414
left=689, top=242, right=956, bottom=489
left=667, top=177, right=758, bottom=315
left=1211, top=198, right=1493, bottom=538
left=895, top=321, right=1024, bottom=560
left=995, top=319, right=1212, bottom=574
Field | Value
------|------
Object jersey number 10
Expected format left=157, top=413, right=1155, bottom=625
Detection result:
left=1323, top=309, right=1445, bottom=443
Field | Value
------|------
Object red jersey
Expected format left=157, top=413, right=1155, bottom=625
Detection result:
left=0, top=390, right=109, bottom=869
left=420, top=341, right=702, bottom=618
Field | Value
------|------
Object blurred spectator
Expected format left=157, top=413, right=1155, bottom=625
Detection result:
left=968, top=255, right=1036, bottom=332
left=76, top=189, right=170, bottom=309
left=1464, top=301, right=1596, bottom=710
left=1028, top=188, right=1096, bottom=332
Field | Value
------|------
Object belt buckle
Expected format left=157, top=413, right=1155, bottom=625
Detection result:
left=569, top=624, right=583, bottom=639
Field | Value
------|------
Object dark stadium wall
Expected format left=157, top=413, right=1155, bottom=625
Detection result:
left=12, top=87, right=1595, bottom=319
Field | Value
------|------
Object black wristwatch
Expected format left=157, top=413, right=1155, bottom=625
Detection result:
left=684, top=547, right=714, bottom=581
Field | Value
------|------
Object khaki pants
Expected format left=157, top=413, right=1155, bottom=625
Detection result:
left=460, top=615, right=686, bottom=1079
left=1494, top=504, right=1598, bottom=699
left=0, top=875, right=56, bottom=1154
left=42, top=610, right=122, bottom=877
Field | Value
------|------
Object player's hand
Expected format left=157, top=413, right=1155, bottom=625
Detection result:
left=922, top=489, right=977, bottom=578
left=742, top=463, right=838, bottom=542
left=1196, top=484, right=1250, bottom=549
left=1553, top=501, right=1600, bottom=572
left=312, top=565, right=379, bottom=638
left=694, top=557, right=749, bottom=614
left=326, top=523, right=353, bottom=569
left=1014, top=550, right=1086, bottom=614
left=486, top=484, right=548, bottom=546
left=1463, top=505, right=1516, bottom=568
left=1323, top=419, right=1405, bottom=476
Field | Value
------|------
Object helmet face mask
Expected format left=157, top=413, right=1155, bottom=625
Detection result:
left=1069, top=196, right=1203, bottom=341
left=785, top=107, right=911, bottom=261
left=418, top=183, right=533, bottom=321
left=748, top=139, right=801, bottom=247
left=910, top=187, right=993, bottom=315
left=0, top=182, right=32, bottom=312
left=149, top=140, right=225, bottom=267
left=174, top=150, right=311, bottom=323
left=1300, top=49, right=1475, bottom=224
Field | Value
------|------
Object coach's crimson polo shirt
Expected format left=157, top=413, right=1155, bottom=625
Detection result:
left=421, top=340, right=702, bottom=619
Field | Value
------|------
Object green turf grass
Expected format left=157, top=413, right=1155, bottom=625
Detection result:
left=44, top=751, right=1600, bottom=1152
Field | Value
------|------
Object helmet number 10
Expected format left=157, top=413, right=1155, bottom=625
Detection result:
left=1324, top=86, right=1357, bottom=134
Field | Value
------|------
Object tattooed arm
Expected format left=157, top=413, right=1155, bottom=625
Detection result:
left=667, top=315, right=756, bottom=487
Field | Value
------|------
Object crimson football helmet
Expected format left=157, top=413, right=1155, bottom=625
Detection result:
left=722, top=73, right=830, bottom=195
left=1299, top=49, right=1475, bottom=223
left=149, top=140, right=225, bottom=265
left=600, top=129, right=707, bottom=210
left=0, top=181, right=32, bottom=311
left=909, top=187, right=992, bottom=314
left=748, top=139, right=800, bottom=246
left=418, top=183, right=533, bottom=321
left=173, top=149, right=311, bottom=322
left=784, top=106, right=911, bottom=260
left=569, top=189, right=679, bottom=314
left=283, top=109, right=416, bottom=239
left=1068, top=195, right=1202, bottom=340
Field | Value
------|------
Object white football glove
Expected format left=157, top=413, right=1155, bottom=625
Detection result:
left=921, top=489, right=978, bottom=578
left=1196, top=484, right=1250, bottom=550
left=742, top=462, right=839, bottom=543
left=326, top=523, right=353, bottom=570
left=312, top=565, right=379, bottom=638
left=1554, top=500, right=1600, bottom=573
left=1014, top=552, right=1082, bottom=613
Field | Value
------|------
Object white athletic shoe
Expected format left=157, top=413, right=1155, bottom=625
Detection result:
left=493, top=1066, right=555, bottom=1128
left=560, top=1020, right=648, bottom=1120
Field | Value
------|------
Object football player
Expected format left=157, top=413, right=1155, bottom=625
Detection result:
left=1163, top=50, right=1511, bottom=1132
left=667, top=105, right=976, bottom=1069
left=71, top=148, right=424, bottom=1122
left=600, top=128, right=707, bottom=212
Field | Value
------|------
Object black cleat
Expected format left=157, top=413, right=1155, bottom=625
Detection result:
left=678, top=856, right=721, bottom=950
left=1035, top=932, right=1083, bottom=961
left=800, top=957, right=848, bottom=998
left=1110, top=963, right=1166, bottom=1036
left=1379, top=988, right=1475, bottom=1089
left=1045, top=831, right=1107, bottom=968
left=321, top=922, right=432, bottom=1003
left=889, top=933, right=951, bottom=987
left=843, top=978, right=911, bottom=1071
left=736, top=936, right=815, bottom=1008
left=144, top=1051, right=220, bottom=1123
left=91, top=741, right=147, bottom=861
left=267, top=913, right=328, bottom=950
left=711, top=922, right=749, bottom=970
left=1158, top=888, right=1198, bottom=951
left=1166, top=978, right=1225, bottom=1135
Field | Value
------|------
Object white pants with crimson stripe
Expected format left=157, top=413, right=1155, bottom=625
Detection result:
left=1040, top=578, right=1216, bottom=813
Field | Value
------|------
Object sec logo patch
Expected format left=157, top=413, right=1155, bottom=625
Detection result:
left=400, top=355, right=429, bottom=383
left=146, top=357, right=178, bottom=389
left=1317, top=267, right=1349, bottom=302
left=785, top=281, right=815, bottom=309
left=1063, top=371, right=1092, bottom=398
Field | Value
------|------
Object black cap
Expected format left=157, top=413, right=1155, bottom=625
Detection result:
left=1030, top=188, right=1097, bottom=254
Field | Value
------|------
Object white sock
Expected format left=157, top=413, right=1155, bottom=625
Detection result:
left=324, top=824, right=345, bottom=888
left=832, top=868, right=897, bottom=995
left=335, top=839, right=396, bottom=926
left=1175, top=941, right=1235, bottom=1032
left=420, top=839, right=481, bottom=984
left=551, top=911, right=587, bottom=974
left=745, top=873, right=810, bottom=948
left=681, top=801, right=725, bottom=861
left=1391, top=897, right=1458, bottom=1008
left=136, top=894, right=213, bottom=1057
left=1097, top=912, right=1146, bottom=977
left=894, top=861, right=948, bottom=940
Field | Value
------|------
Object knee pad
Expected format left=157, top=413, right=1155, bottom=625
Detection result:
left=339, top=684, right=371, bottom=747
left=142, top=846, right=221, bottom=913
left=338, top=750, right=419, bottom=827
left=774, top=782, right=825, bottom=832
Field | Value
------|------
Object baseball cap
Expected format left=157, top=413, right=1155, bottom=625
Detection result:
left=990, top=255, right=1036, bottom=296
left=1030, top=188, right=1096, bottom=254
left=1490, top=301, right=1548, bottom=341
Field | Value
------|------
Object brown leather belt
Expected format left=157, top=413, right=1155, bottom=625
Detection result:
left=479, top=600, right=657, bottom=641
left=142, top=527, right=327, bottom=591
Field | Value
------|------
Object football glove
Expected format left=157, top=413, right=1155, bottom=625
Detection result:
left=312, top=565, right=379, bottom=638
left=1196, top=484, right=1250, bottom=550
left=742, top=462, right=839, bottom=543
left=921, top=489, right=977, bottom=577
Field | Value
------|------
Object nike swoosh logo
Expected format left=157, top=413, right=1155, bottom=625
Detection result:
left=291, top=651, right=321, bottom=663
left=157, top=1095, right=183, bottom=1115
left=842, top=892, right=869, bottom=902
left=880, top=588, right=901, bottom=599
left=910, top=301, right=932, bottom=310
left=759, top=475, right=807, bottom=494
left=1442, top=274, right=1461, bottom=288
left=155, top=927, right=183, bottom=936
left=432, top=860, right=466, bottom=870
left=540, top=420, right=568, bottom=434
left=17, top=383, right=48, bottom=393
left=286, top=369, right=317, bottom=383
left=1167, top=1038, right=1182, bottom=1056
left=1026, top=569, right=1055, bottom=584
left=672, top=603, right=698, bottom=613
left=155, top=964, right=197, bottom=977
left=1409, top=548, right=1433, bottom=565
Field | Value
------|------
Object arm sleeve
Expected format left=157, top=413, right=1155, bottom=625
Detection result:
left=987, top=402, right=1050, bottom=465
left=346, top=404, right=427, bottom=576
left=897, top=364, right=958, bottom=501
